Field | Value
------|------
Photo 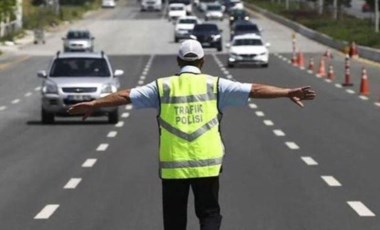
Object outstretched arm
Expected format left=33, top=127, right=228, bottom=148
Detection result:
left=67, top=89, right=131, bottom=120
left=249, top=84, right=316, bottom=107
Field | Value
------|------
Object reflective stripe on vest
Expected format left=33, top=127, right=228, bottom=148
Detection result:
left=157, top=74, right=224, bottom=179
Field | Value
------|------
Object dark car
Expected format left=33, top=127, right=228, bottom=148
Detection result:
left=228, top=9, right=249, bottom=26
left=230, top=20, right=260, bottom=40
left=190, top=23, right=222, bottom=51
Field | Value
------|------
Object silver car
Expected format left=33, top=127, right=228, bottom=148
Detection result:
left=37, top=51, right=124, bottom=124
left=62, top=29, right=94, bottom=52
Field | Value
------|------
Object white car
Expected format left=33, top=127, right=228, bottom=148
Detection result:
left=205, top=3, right=224, bottom=21
left=174, top=16, right=200, bottom=42
left=168, top=3, right=187, bottom=21
left=62, top=29, right=94, bottom=52
left=227, top=34, right=270, bottom=68
left=102, top=0, right=116, bottom=8
left=141, top=0, right=162, bottom=11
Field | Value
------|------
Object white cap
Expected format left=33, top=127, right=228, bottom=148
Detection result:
left=178, top=39, right=204, bottom=61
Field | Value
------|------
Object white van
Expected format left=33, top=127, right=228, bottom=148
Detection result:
left=141, top=0, right=162, bottom=11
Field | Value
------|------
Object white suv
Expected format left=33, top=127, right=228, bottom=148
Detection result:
left=62, top=29, right=94, bottom=52
left=227, top=34, right=270, bottom=68
left=37, top=51, right=124, bottom=124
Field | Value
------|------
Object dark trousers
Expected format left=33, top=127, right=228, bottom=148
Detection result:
left=162, top=176, right=222, bottom=230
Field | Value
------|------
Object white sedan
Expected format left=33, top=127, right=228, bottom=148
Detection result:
left=174, top=16, right=200, bottom=42
left=168, top=3, right=187, bottom=21
left=226, top=34, right=270, bottom=68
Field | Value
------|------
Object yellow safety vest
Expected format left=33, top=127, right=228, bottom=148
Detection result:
left=156, top=73, right=224, bottom=179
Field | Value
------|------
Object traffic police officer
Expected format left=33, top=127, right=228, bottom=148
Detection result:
left=68, top=39, right=316, bottom=230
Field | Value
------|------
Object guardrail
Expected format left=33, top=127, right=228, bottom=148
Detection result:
left=245, top=2, right=380, bottom=63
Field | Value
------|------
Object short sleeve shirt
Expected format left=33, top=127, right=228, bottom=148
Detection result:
left=130, top=66, right=252, bottom=111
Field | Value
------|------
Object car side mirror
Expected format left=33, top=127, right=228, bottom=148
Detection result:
left=114, top=69, right=124, bottom=76
left=91, top=37, right=95, bottom=40
left=219, top=29, right=223, bottom=33
left=265, top=43, right=271, bottom=47
left=37, top=70, right=47, bottom=78
left=189, top=35, right=197, bottom=40
left=225, top=43, right=231, bottom=49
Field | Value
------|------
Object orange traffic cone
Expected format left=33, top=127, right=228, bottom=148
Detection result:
left=349, top=41, right=359, bottom=58
left=342, top=55, right=353, bottom=87
left=359, top=67, right=370, bottom=96
left=291, top=52, right=298, bottom=66
left=316, top=57, right=326, bottom=77
left=323, top=49, right=333, bottom=59
left=307, top=57, right=314, bottom=73
left=297, top=50, right=305, bottom=69
left=327, top=64, right=335, bottom=80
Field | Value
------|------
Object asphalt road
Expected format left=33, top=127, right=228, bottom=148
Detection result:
left=0, top=0, right=380, bottom=229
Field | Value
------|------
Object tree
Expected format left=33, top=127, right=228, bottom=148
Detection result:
left=0, top=0, right=16, bottom=21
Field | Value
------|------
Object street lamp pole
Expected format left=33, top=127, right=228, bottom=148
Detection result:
left=375, top=0, right=379, bottom=32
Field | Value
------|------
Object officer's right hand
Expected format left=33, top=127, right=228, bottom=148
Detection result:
left=288, top=86, right=316, bottom=107
left=67, top=101, right=95, bottom=120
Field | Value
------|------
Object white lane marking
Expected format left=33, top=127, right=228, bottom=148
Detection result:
left=121, top=112, right=130, bottom=118
left=0, top=106, right=6, bottom=111
left=346, top=89, right=355, bottom=94
left=138, top=80, right=144, bottom=85
left=140, top=76, right=146, bottom=80
left=335, top=84, right=343, bottom=88
left=63, top=178, right=82, bottom=189
left=107, top=131, right=117, bottom=138
left=255, top=111, right=265, bottom=117
left=248, top=103, right=257, bottom=109
left=34, top=204, right=60, bottom=219
left=273, top=129, right=285, bottom=136
left=125, top=105, right=133, bottom=110
left=321, top=176, right=342, bottom=187
left=226, top=75, right=233, bottom=79
left=375, top=102, right=380, bottom=107
left=142, top=71, right=148, bottom=75
left=263, top=120, right=274, bottom=126
left=220, top=67, right=226, bottom=71
left=324, top=79, right=332, bottom=83
left=82, top=159, right=97, bottom=168
left=11, top=99, right=20, bottom=104
left=223, top=70, right=229, bottom=75
left=96, top=143, right=109, bottom=151
left=359, top=95, right=369, bottom=100
left=34, top=86, right=41, bottom=91
left=285, top=142, right=299, bottom=150
left=115, top=121, right=124, bottom=127
left=25, top=92, right=33, bottom=97
left=301, top=156, right=318, bottom=165
left=347, top=201, right=376, bottom=217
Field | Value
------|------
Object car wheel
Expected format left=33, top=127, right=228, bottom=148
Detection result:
left=108, top=109, right=119, bottom=124
left=262, top=63, right=269, bottom=68
left=227, top=62, right=234, bottom=68
left=174, top=37, right=179, bottom=43
left=217, top=44, right=222, bottom=52
left=41, top=109, right=55, bottom=124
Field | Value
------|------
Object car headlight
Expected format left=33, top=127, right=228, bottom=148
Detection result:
left=212, top=34, right=221, bottom=41
left=101, top=84, right=117, bottom=93
left=259, top=52, right=267, bottom=56
left=42, top=81, right=58, bottom=94
left=230, top=52, right=239, bottom=57
left=244, top=16, right=249, bottom=20
left=229, top=16, right=234, bottom=20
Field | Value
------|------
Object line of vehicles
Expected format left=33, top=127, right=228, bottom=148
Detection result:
left=167, top=0, right=270, bottom=67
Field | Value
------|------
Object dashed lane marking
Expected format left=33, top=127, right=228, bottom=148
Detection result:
left=11, top=99, right=20, bottom=104
left=140, top=76, right=146, bottom=80
left=0, top=106, right=6, bottom=111
left=249, top=103, right=257, bottom=109
left=346, top=89, right=355, bottom=94
left=321, top=176, right=342, bottom=187
left=82, top=159, right=97, bottom=168
left=226, top=75, right=233, bottom=79
left=96, top=143, right=109, bottom=151
left=25, top=92, right=32, bottom=97
left=34, top=204, right=59, bottom=219
left=107, top=131, right=117, bottom=138
left=301, top=156, right=318, bottom=166
left=359, top=95, right=369, bottom=100
left=273, top=129, right=285, bottom=136
left=347, top=201, right=376, bottom=217
left=335, top=84, right=343, bottom=88
left=63, top=178, right=82, bottom=189
left=285, top=142, right=299, bottom=150
left=121, top=112, right=130, bottom=118
left=324, top=79, right=332, bottom=83
left=263, top=120, right=274, bottom=126
left=115, top=121, right=124, bottom=127
left=125, top=105, right=133, bottom=110
left=34, top=86, right=41, bottom=91
left=255, top=111, right=265, bottom=117
left=138, top=80, right=144, bottom=85
left=375, top=102, right=380, bottom=107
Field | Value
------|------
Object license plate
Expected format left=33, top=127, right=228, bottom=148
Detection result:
left=67, top=95, right=91, bottom=101
left=202, top=42, right=210, bottom=46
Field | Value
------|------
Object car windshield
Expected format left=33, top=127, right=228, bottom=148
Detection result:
left=170, top=0, right=190, bottom=4
left=66, top=31, right=91, bottom=39
left=231, top=10, right=246, bottom=16
left=235, top=24, right=259, bottom=32
left=179, top=19, right=197, bottom=24
left=207, top=5, right=222, bottom=11
left=50, top=58, right=111, bottom=77
left=194, top=24, right=218, bottom=32
left=233, top=38, right=263, bottom=46
left=171, top=6, right=184, bottom=10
